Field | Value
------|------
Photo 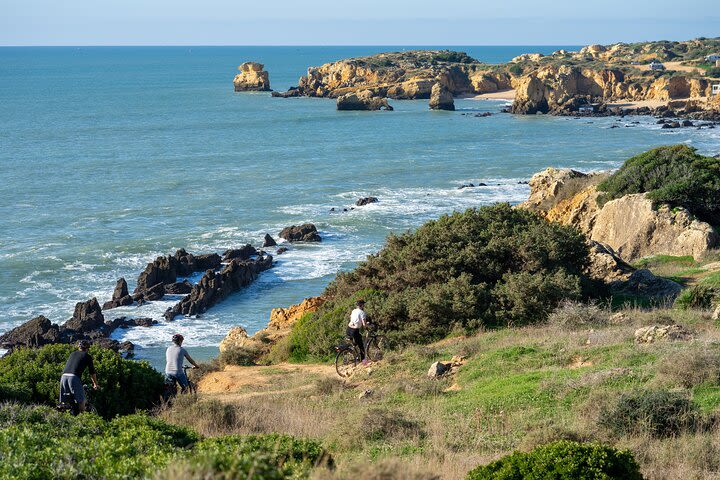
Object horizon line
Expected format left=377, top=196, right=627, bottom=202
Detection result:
left=0, top=43, right=590, bottom=48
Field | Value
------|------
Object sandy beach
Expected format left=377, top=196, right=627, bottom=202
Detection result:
left=472, top=89, right=516, bottom=100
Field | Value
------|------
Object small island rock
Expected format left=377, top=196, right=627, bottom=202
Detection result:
left=233, top=62, right=271, bottom=92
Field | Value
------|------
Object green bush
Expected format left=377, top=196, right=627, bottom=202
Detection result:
left=705, top=67, right=720, bottom=78
left=597, top=145, right=720, bottom=224
left=598, top=389, right=700, bottom=437
left=466, top=440, right=642, bottom=480
left=0, top=403, right=330, bottom=480
left=673, top=285, right=719, bottom=310
left=289, top=204, right=590, bottom=359
left=0, top=344, right=164, bottom=417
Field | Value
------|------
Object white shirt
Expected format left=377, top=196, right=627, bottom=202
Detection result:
left=348, top=308, right=367, bottom=329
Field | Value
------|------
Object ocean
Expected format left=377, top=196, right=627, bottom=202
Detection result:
left=1, top=46, right=719, bottom=370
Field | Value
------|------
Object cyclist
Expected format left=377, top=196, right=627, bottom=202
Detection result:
left=59, top=340, right=99, bottom=413
left=347, top=299, right=369, bottom=365
left=165, top=334, right=199, bottom=392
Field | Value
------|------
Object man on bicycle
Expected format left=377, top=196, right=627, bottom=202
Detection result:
left=60, top=340, right=99, bottom=413
left=165, top=333, right=199, bottom=392
left=347, top=300, right=369, bottom=365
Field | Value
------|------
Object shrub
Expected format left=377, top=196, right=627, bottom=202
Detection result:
left=547, top=300, right=609, bottom=329
left=658, top=346, right=720, bottom=388
left=0, top=344, right=164, bottom=417
left=362, top=408, right=425, bottom=441
left=289, top=204, right=590, bottom=359
left=218, top=345, right=260, bottom=367
left=598, top=389, right=700, bottom=437
left=597, top=145, right=720, bottom=224
left=466, top=440, right=642, bottom=480
left=674, top=285, right=719, bottom=310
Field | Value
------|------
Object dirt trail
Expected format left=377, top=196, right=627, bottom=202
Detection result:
left=197, top=363, right=337, bottom=401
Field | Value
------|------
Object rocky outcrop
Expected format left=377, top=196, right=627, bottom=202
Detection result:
left=521, top=167, right=719, bottom=262
left=0, top=316, right=60, bottom=348
left=219, top=296, right=324, bottom=356
left=634, top=324, right=692, bottom=343
left=590, top=195, right=719, bottom=262
left=164, top=280, right=193, bottom=295
left=222, top=245, right=258, bottom=262
left=337, top=90, right=393, bottom=111
left=135, top=249, right=222, bottom=296
left=356, top=197, right=379, bottom=206
left=279, top=224, right=321, bottom=242
left=429, top=83, right=455, bottom=111
left=233, top=62, right=270, bottom=92
left=263, top=234, right=277, bottom=247
left=611, top=269, right=683, bottom=300
left=65, top=298, right=105, bottom=333
left=164, top=254, right=273, bottom=320
left=102, top=278, right=134, bottom=310
left=587, top=241, right=635, bottom=282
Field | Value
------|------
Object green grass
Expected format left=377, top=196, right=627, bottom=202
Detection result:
left=634, top=255, right=696, bottom=269
left=700, top=271, right=720, bottom=288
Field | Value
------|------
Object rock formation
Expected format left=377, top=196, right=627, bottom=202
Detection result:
left=102, top=278, right=134, bottom=310
left=356, top=197, right=379, bottom=206
left=222, top=244, right=258, bottom=262
left=263, top=234, right=277, bottom=247
left=134, top=249, right=222, bottom=297
left=0, top=316, right=60, bottom=348
left=429, top=83, right=455, bottom=110
left=164, top=254, right=273, bottom=320
left=219, top=296, right=324, bottom=356
left=634, top=324, right=692, bottom=344
left=233, top=62, right=270, bottom=92
left=65, top=298, right=105, bottom=333
left=521, top=167, right=719, bottom=262
left=336, top=90, right=393, bottom=111
left=279, top=224, right=321, bottom=242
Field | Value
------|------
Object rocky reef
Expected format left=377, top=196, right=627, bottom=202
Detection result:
left=520, top=167, right=720, bottom=263
left=279, top=224, right=322, bottom=242
left=233, top=62, right=271, bottom=92
left=336, top=90, right=393, bottom=111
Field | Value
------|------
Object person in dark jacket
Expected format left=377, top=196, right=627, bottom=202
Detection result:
left=59, top=340, right=99, bottom=412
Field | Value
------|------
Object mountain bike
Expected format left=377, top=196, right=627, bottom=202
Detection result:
left=335, top=324, right=386, bottom=377
left=162, top=365, right=197, bottom=401
left=57, top=384, right=97, bottom=416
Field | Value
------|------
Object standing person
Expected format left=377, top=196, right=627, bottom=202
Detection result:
left=347, top=300, right=369, bottom=365
left=59, top=340, right=99, bottom=413
left=165, top=334, right=199, bottom=392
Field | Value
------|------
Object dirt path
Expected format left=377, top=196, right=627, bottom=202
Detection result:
left=197, top=363, right=337, bottom=401
left=636, top=61, right=702, bottom=73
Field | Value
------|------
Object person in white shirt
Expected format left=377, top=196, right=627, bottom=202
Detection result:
left=347, top=299, right=368, bottom=364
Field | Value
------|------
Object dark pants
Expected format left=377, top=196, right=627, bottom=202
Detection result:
left=346, top=327, right=365, bottom=360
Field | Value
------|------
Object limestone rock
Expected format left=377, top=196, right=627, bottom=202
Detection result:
left=428, top=361, right=451, bottom=378
left=219, top=326, right=250, bottom=353
left=233, top=62, right=270, bottom=92
left=713, top=304, right=720, bottom=321
left=279, top=224, right=321, bottom=242
left=268, top=296, right=324, bottom=330
left=590, top=194, right=719, bottom=262
left=336, top=90, right=393, bottom=111
left=429, top=83, right=455, bottom=111
left=634, top=324, right=692, bottom=344
left=587, top=241, right=635, bottom=282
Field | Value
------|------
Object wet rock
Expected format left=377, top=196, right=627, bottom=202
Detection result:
left=135, top=250, right=221, bottom=294
left=279, top=224, right=321, bottom=242
left=458, top=183, right=475, bottom=189
left=64, top=298, right=105, bottom=333
left=0, top=315, right=61, bottom=348
left=263, top=234, right=277, bottom=247
left=131, top=317, right=156, bottom=327
left=271, top=87, right=301, bottom=98
left=165, top=280, right=193, bottom=295
left=661, top=121, right=681, bottom=129
left=222, top=244, right=258, bottom=262
left=102, top=278, right=133, bottom=310
left=165, top=255, right=274, bottom=320
left=143, top=282, right=166, bottom=302
left=356, top=197, right=379, bottom=206
left=276, top=247, right=289, bottom=255
left=682, top=120, right=694, bottom=127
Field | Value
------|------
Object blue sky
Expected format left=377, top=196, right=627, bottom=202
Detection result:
left=1, top=0, right=717, bottom=46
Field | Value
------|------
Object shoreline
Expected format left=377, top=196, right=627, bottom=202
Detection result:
left=469, top=89, right=516, bottom=101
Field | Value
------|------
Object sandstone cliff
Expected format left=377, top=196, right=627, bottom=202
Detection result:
left=233, top=62, right=271, bottom=92
left=521, top=168, right=719, bottom=262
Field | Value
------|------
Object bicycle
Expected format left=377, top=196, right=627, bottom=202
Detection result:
left=162, top=365, right=197, bottom=401
left=57, top=384, right=98, bottom=416
left=335, top=325, right=386, bottom=378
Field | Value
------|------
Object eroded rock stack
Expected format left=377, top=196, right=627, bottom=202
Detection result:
left=165, top=254, right=274, bottom=320
left=233, top=62, right=271, bottom=91
left=337, top=90, right=393, bottom=111
left=429, top=83, right=455, bottom=111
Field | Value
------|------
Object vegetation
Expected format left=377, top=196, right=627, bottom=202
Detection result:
left=285, top=203, right=591, bottom=360
left=597, top=145, right=720, bottom=225
left=465, top=440, right=642, bottom=480
left=0, top=344, right=163, bottom=417
left=0, top=403, right=329, bottom=480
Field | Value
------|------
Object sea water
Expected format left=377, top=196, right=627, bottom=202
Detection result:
left=1, top=46, right=719, bottom=369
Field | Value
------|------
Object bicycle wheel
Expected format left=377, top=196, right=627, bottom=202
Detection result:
left=186, top=381, right=197, bottom=395
left=335, top=348, right=357, bottom=377
left=366, top=336, right=386, bottom=362
left=86, top=403, right=98, bottom=415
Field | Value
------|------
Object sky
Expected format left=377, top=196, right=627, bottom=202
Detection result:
left=1, top=0, right=718, bottom=46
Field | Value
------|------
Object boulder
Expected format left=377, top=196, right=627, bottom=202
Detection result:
left=336, top=90, right=393, bottom=111
left=263, top=234, right=277, bottom=247
left=219, top=326, right=250, bottom=353
left=102, top=277, right=134, bottom=310
left=233, top=62, right=271, bottom=91
left=634, top=324, right=692, bottom=344
left=587, top=241, right=635, bottom=282
left=356, top=197, right=379, bottom=206
left=591, top=194, right=719, bottom=262
left=222, top=245, right=258, bottom=262
left=0, top=315, right=60, bottom=348
left=611, top=269, right=683, bottom=300
left=429, top=82, right=455, bottom=111
left=279, top=224, right=321, bottom=242
left=427, top=361, right=451, bottom=378
left=64, top=298, right=105, bottom=333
